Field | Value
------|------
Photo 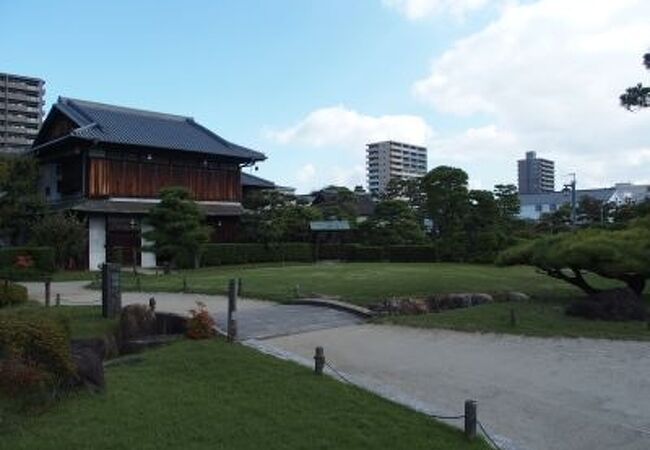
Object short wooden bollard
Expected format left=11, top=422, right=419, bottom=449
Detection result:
left=182, top=276, right=188, bottom=293
left=295, top=284, right=301, bottom=298
left=464, top=400, right=477, bottom=440
left=314, top=346, right=325, bottom=375
left=510, top=308, right=517, bottom=327
left=227, top=279, right=238, bottom=343
left=237, top=278, right=243, bottom=296
left=44, top=279, right=51, bottom=307
left=55, top=293, right=61, bottom=307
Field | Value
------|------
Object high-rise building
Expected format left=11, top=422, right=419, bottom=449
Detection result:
left=366, top=140, right=427, bottom=195
left=517, top=151, right=554, bottom=194
left=1, top=72, right=45, bottom=154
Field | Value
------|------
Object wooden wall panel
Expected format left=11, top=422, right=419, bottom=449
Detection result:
left=88, top=158, right=242, bottom=201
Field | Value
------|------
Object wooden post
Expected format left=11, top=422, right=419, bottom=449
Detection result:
left=510, top=308, right=517, bottom=327
left=182, top=276, right=188, bottom=293
left=136, top=276, right=141, bottom=292
left=237, top=278, right=243, bottom=297
left=464, top=400, right=477, bottom=440
left=44, top=279, right=51, bottom=307
left=314, top=346, right=325, bottom=375
left=295, top=284, right=301, bottom=298
left=227, top=278, right=238, bottom=342
left=55, top=293, right=61, bottom=307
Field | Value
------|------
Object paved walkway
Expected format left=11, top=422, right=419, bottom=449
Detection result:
left=21, top=282, right=650, bottom=450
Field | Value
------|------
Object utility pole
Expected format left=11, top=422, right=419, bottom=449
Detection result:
left=563, top=173, right=577, bottom=227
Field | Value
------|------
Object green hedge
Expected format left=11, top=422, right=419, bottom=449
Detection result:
left=385, top=245, right=438, bottom=262
left=201, top=243, right=313, bottom=266
left=345, top=245, right=385, bottom=262
left=0, top=247, right=55, bottom=280
left=0, top=282, right=28, bottom=308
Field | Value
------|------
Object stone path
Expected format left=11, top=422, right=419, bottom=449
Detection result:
left=214, top=304, right=364, bottom=340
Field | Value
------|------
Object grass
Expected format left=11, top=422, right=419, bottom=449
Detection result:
left=0, top=303, right=116, bottom=339
left=1, top=339, right=489, bottom=450
left=380, top=300, right=650, bottom=341
left=90, top=262, right=617, bottom=304
left=64, top=262, right=649, bottom=340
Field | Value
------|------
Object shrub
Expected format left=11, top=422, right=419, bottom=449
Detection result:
left=0, top=311, right=74, bottom=396
left=201, top=243, right=313, bottom=266
left=186, top=302, right=216, bottom=339
left=386, top=245, right=438, bottom=262
left=0, top=282, right=28, bottom=308
left=346, top=245, right=384, bottom=262
left=0, top=247, right=55, bottom=280
left=315, top=244, right=346, bottom=260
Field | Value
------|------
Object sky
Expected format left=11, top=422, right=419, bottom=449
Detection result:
left=1, top=0, right=649, bottom=193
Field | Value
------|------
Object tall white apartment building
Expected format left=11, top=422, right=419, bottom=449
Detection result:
left=366, top=140, right=427, bottom=195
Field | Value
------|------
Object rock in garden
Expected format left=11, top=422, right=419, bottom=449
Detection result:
left=71, top=344, right=105, bottom=391
left=120, top=304, right=157, bottom=340
left=505, top=292, right=530, bottom=302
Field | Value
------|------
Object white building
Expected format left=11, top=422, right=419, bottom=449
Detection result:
left=366, top=141, right=427, bottom=195
left=518, top=183, right=650, bottom=220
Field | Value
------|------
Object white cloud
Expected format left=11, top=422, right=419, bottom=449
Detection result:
left=382, top=0, right=491, bottom=20
left=266, top=105, right=433, bottom=150
left=414, top=0, right=650, bottom=189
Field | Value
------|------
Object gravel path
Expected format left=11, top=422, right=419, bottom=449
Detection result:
left=262, top=324, right=650, bottom=450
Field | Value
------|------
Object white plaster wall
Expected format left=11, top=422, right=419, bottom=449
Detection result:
left=88, top=215, right=106, bottom=270
left=140, top=223, right=157, bottom=268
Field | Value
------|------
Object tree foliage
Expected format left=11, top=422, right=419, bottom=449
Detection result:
left=497, top=217, right=650, bottom=298
left=620, top=52, right=650, bottom=110
left=421, top=166, right=469, bottom=236
left=358, top=199, right=426, bottom=246
left=143, top=187, right=210, bottom=268
left=30, top=213, right=87, bottom=269
left=0, top=156, right=43, bottom=245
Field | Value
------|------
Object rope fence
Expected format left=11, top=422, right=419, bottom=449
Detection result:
left=315, top=346, right=503, bottom=450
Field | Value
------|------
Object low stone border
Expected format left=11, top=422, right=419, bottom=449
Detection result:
left=291, top=298, right=375, bottom=319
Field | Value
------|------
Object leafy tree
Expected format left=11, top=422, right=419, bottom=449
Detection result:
left=30, top=213, right=86, bottom=269
left=620, top=52, right=650, bottom=110
left=577, top=196, right=609, bottom=225
left=0, top=156, right=43, bottom=245
left=535, top=205, right=571, bottom=234
left=493, top=184, right=520, bottom=221
left=421, top=166, right=469, bottom=237
left=497, top=217, right=650, bottom=299
left=143, top=187, right=210, bottom=268
left=381, top=178, right=426, bottom=217
left=240, top=190, right=322, bottom=243
left=463, top=190, right=503, bottom=261
left=358, top=199, right=426, bottom=246
left=312, top=185, right=358, bottom=221
left=611, top=199, right=650, bottom=224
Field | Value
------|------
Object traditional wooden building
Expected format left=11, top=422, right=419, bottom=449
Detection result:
left=31, top=97, right=266, bottom=269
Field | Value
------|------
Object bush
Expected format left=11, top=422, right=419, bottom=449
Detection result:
left=566, top=288, right=647, bottom=321
left=315, top=244, right=346, bottom=260
left=186, top=302, right=216, bottom=339
left=201, top=243, right=313, bottom=266
left=0, top=247, right=55, bottom=280
left=346, top=245, right=384, bottom=262
left=386, top=245, right=438, bottom=262
left=0, top=282, right=28, bottom=308
left=0, top=311, right=75, bottom=396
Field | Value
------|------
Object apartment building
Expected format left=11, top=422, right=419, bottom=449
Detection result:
left=367, top=140, right=427, bottom=195
left=0, top=72, right=45, bottom=154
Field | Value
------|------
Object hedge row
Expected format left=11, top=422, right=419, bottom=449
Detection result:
left=199, top=243, right=442, bottom=266
left=0, top=247, right=56, bottom=280
left=201, top=243, right=313, bottom=266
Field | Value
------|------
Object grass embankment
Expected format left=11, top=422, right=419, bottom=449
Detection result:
left=1, top=339, right=489, bottom=450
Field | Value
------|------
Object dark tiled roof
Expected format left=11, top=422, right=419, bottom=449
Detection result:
left=35, top=97, right=265, bottom=161
left=519, top=188, right=615, bottom=206
left=241, top=172, right=276, bottom=188
left=65, top=199, right=243, bottom=217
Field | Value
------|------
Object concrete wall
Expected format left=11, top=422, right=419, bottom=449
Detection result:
left=88, top=215, right=106, bottom=270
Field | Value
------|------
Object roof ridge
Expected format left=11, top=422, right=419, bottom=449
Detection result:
left=59, top=97, right=190, bottom=121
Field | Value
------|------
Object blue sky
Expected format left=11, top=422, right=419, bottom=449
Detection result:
left=2, top=0, right=649, bottom=192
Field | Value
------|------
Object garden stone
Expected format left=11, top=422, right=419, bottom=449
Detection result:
left=120, top=304, right=156, bottom=340
left=70, top=343, right=105, bottom=391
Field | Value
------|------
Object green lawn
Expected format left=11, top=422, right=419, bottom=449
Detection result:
left=1, top=339, right=489, bottom=450
left=380, top=300, right=650, bottom=340
left=95, top=262, right=618, bottom=304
